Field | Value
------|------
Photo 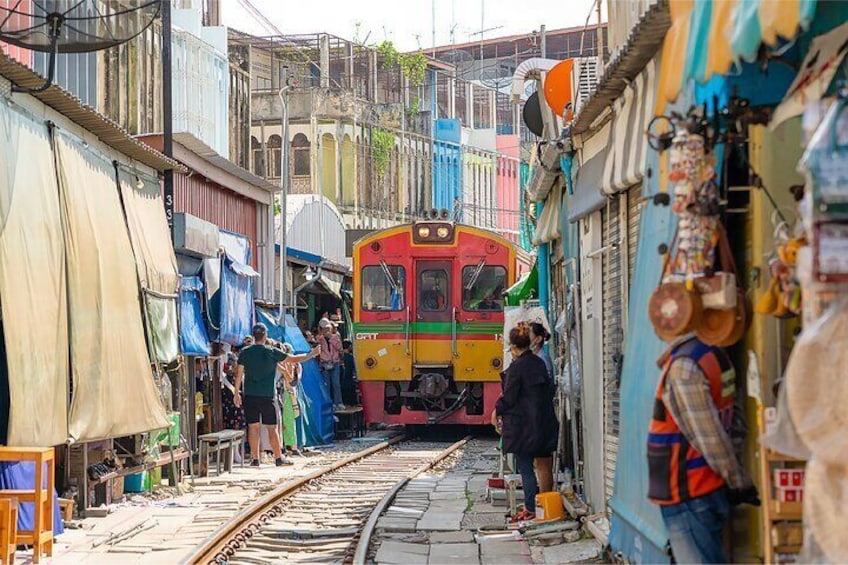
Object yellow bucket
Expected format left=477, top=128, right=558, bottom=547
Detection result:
left=535, top=491, right=566, bottom=522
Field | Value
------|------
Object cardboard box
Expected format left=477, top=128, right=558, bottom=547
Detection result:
left=774, top=469, right=805, bottom=488
left=776, top=487, right=804, bottom=503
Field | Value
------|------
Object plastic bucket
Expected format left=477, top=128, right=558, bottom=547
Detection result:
left=124, top=472, right=147, bottom=493
left=535, top=491, right=565, bottom=522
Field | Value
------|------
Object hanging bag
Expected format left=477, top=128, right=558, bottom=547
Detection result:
left=648, top=229, right=703, bottom=342
left=695, top=225, right=751, bottom=346
left=694, top=225, right=738, bottom=310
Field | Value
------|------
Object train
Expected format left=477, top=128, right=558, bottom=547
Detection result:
left=352, top=215, right=518, bottom=426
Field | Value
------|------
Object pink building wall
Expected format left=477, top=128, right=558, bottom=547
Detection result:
left=1, top=0, right=33, bottom=67
left=496, top=134, right=520, bottom=244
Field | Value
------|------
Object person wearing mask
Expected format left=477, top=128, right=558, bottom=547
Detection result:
left=528, top=322, right=555, bottom=495
left=234, top=323, right=318, bottom=467
left=647, top=334, right=759, bottom=563
left=493, top=323, right=559, bottom=521
left=529, top=323, right=554, bottom=379
left=319, top=317, right=344, bottom=410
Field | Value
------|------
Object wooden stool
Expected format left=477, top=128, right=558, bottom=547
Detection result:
left=0, top=447, right=55, bottom=563
left=197, top=430, right=245, bottom=477
left=0, top=497, right=17, bottom=564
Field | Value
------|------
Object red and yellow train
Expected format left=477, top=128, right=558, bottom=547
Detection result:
left=352, top=218, right=518, bottom=425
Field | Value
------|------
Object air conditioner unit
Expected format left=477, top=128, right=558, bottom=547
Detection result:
left=173, top=212, right=220, bottom=259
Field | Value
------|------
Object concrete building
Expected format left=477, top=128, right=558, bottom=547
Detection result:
left=229, top=30, right=522, bottom=242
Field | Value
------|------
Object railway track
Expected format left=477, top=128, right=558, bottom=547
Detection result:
left=186, top=435, right=470, bottom=564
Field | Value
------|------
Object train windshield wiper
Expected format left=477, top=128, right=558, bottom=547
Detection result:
left=465, top=259, right=486, bottom=290
left=379, top=260, right=398, bottom=290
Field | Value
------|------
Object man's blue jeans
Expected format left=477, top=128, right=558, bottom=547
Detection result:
left=515, top=453, right=538, bottom=513
left=322, top=364, right=342, bottom=406
left=660, top=488, right=730, bottom=564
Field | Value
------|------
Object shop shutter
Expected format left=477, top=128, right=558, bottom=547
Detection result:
left=601, top=195, right=623, bottom=506
left=624, top=184, right=644, bottom=330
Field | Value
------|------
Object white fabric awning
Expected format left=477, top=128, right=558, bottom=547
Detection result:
left=0, top=104, right=69, bottom=446
left=601, top=57, right=657, bottom=195
left=56, top=132, right=170, bottom=442
left=119, top=170, right=180, bottom=363
left=526, top=142, right=563, bottom=202
left=532, top=177, right=563, bottom=246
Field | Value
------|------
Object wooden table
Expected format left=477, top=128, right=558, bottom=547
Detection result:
left=0, top=447, right=54, bottom=563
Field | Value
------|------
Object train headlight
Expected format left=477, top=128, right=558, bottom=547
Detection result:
left=365, top=357, right=377, bottom=368
left=492, top=358, right=502, bottom=368
left=418, top=226, right=431, bottom=239
left=437, top=227, right=450, bottom=239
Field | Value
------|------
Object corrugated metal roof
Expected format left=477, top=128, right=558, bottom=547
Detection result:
left=572, top=0, right=670, bottom=135
left=0, top=52, right=183, bottom=173
left=276, top=194, right=348, bottom=267
left=171, top=132, right=278, bottom=193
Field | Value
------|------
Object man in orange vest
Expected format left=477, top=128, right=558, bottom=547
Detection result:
left=647, top=335, right=759, bottom=563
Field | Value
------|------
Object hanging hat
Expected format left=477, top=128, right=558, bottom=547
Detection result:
left=804, top=458, right=848, bottom=562
left=785, top=301, right=848, bottom=464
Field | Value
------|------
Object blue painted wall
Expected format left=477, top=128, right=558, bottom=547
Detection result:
left=433, top=119, right=462, bottom=215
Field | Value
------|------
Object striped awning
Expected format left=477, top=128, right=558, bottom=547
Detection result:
left=656, top=0, right=818, bottom=109
left=526, top=142, right=563, bottom=202
left=570, top=120, right=610, bottom=223
left=602, top=57, right=657, bottom=195
left=532, top=177, right=563, bottom=246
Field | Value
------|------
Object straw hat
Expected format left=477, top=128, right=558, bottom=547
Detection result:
left=785, top=300, right=848, bottom=464
left=804, top=458, right=848, bottom=562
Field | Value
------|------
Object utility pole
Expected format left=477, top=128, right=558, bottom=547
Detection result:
left=596, top=0, right=604, bottom=73
left=540, top=24, right=546, bottom=58
left=432, top=0, right=436, bottom=56
left=162, top=0, right=174, bottom=237
left=278, top=68, right=291, bottom=323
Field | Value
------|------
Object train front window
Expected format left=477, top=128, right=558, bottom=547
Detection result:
left=462, top=265, right=506, bottom=311
left=419, top=270, right=448, bottom=312
left=362, top=265, right=405, bottom=311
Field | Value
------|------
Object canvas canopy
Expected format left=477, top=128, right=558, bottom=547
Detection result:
left=118, top=169, right=179, bottom=363
left=0, top=104, right=68, bottom=446
left=56, top=132, right=169, bottom=441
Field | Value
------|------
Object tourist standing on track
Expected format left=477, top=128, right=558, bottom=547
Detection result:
left=234, top=323, right=318, bottom=467
left=319, top=317, right=344, bottom=410
left=493, top=322, right=559, bottom=521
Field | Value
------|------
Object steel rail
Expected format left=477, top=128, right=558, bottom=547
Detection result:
left=185, top=434, right=406, bottom=564
left=352, top=435, right=471, bottom=564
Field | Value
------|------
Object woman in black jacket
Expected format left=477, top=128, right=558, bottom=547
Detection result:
left=494, top=322, right=559, bottom=520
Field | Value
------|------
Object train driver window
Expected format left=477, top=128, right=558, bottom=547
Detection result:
left=462, top=265, right=506, bottom=311
left=362, top=265, right=405, bottom=311
left=419, top=270, right=448, bottom=311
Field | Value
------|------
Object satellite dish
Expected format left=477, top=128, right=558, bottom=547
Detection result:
left=544, top=59, right=575, bottom=121
left=0, top=0, right=162, bottom=93
left=439, top=49, right=474, bottom=77
left=480, top=66, right=510, bottom=90
left=523, top=91, right=544, bottom=137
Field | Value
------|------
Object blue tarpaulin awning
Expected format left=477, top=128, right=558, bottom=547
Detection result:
left=254, top=309, right=335, bottom=446
left=180, top=276, right=211, bottom=356
left=216, top=255, right=258, bottom=346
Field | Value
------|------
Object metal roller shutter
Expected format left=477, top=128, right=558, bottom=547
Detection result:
left=601, top=195, right=623, bottom=506
left=624, top=184, right=643, bottom=330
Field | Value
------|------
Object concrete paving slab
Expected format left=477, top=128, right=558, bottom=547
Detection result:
left=539, top=539, right=602, bottom=563
left=428, top=530, right=475, bottom=543
left=375, top=540, right=430, bottom=564
left=428, top=542, right=479, bottom=559
left=377, top=517, right=420, bottom=533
